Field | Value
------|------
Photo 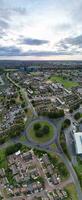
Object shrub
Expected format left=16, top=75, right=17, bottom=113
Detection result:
left=63, top=119, right=71, bottom=128
left=74, top=112, right=80, bottom=120
left=34, top=123, right=41, bottom=131
left=34, top=125, right=49, bottom=138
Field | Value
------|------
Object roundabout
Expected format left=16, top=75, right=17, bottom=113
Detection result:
left=26, top=118, right=56, bottom=146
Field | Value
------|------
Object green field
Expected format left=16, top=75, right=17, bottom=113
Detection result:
left=74, top=163, right=82, bottom=187
left=65, top=184, right=78, bottom=200
left=28, top=121, right=54, bottom=144
left=50, top=76, right=79, bottom=88
left=50, top=143, right=56, bottom=149
left=80, top=113, right=82, bottom=118
left=19, top=134, right=26, bottom=142
left=0, top=149, right=7, bottom=169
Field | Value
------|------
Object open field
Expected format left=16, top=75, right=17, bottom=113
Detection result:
left=28, top=121, right=54, bottom=144
left=50, top=76, right=79, bottom=88
left=65, top=184, right=78, bottom=200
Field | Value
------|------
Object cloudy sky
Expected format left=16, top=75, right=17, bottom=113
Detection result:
left=0, top=0, right=82, bottom=60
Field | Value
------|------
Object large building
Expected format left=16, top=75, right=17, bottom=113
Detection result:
left=74, top=132, right=82, bottom=154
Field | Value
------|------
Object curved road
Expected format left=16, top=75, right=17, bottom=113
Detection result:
left=7, top=73, right=82, bottom=200
left=55, top=119, right=82, bottom=200
left=26, top=117, right=57, bottom=147
left=25, top=116, right=82, bottom=200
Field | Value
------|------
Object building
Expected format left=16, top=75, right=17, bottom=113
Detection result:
left=74, top=132, right=82, bottom=154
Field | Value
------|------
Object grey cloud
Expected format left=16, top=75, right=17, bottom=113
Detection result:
left=13, top=7, right=27, bottom=15
left=0, top=7, right=27, bottom=19
left=66, top=35, right=82, bottom=47
left=59, top=35, right=82, bottom=49
left=21, top=38, right=49, bottom=46
left=72, top=2, right=82, bottom=22
left=0, top=7, right=26, bottom=32
left=23, top=50, right=71, bottom=57
left=0, top=46, right=71, bottom=57
left=0, top=19, right=9, bottom=29
left=54, top=23, right=71, bottom=31
left=0, top=46, right=22, bottom=56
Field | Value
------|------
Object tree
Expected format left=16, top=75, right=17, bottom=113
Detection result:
left=42, top=125, right=49, bottom=134
left=74, top=112, right=80, bottom=120
left=42, top=109, right=64, bottom=119
left=21, top=101, right=26, bottom=108
left=69, top=109, right=73, bottom=113
left=35, top=129, right=43, bottom=137
left=63, top=119, right=71, bottom=128
left=34, top=124, right=49, bottom=138
left=10, top=98, right=16, bottom=105
left=34, top=123, right=41, bottom=131
left=6, top=143, right=22, bottom=156
left=24, top=108, right=28, bottom=113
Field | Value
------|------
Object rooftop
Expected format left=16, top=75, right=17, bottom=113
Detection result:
left=74, top=132, right=82, bottom=154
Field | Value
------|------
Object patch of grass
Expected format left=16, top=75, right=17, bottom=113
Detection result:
left=0, top=149, right=7, bottom=169
left=19, top=134, right=26, bottom=142
left=65, top=184, right=78, bottom=200
left=28, top=121, right=54, bottom=144
left=5, top=168, right=17, bottom=186
left=50, top=143, right=56, bottom=149
left=50, top=76, right=79, bottom=88
left=80, top=113, right=82, bottom=118
left=49, top=152, right=69, bottom=179
left=74, top=164, right=82, bottom=187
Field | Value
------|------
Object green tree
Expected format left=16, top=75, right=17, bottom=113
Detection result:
left=34, top=123, right=41, bottom=131
left=74, top=112, right=80, bottom=120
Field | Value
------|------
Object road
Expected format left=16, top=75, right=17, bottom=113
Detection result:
left=54, top=118, right=82, bottom=200
left=22, top=117, right=82, bottom=200
left=26, top=117, right=57, bottom=148
left=7, top=72, right=37, bottom=118
left=57, top=148, right=82, bottom=200
left=6, top=72, right=82, bottom=199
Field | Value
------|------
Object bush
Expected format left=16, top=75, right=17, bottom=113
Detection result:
left=62, top=119, right=71, bottom=129
left=21, top=102, right=26, bottom=108
left=69, top=109, right=73, bottom=113
left=35, top=129, right=44, bottom=137
left=60, top=129, right=70, bottom=160
left=71, top=103, right=80, bottom=111
left=74, top=112, right=80, bottom=120
left=34, top=123, right=41, bottom=131
left=9, top=123, right=25, bottom=138
left=42, top=109, right=64, bottom=119
left=42, top=125, right=49, bottom=134
left=80, top=119, right=82, bottom=124
left=6, top=143, right=22, bottom=156
left=0, top=136, right=6, bottom=144
left=34, top=125, right=49, bottom=138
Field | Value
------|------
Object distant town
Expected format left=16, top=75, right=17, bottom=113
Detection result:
left=0, top=61, right=82, bottom=200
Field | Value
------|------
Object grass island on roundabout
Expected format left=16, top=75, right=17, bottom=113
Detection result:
left=27, top=120, right=55, bottom=144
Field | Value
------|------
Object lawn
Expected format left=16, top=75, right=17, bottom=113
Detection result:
left=50, top=143, right=56, bottom=149
left=19, top=134, right=26, bottom=142
left=0, top=149, right=7, bottom=169
left=80, top=113, right=82, bottom=118
left=50, top=76, right=79, bottom=88
left=49, top=152, right=69, bottom=179
left=28, top=121, right=54, bottom=144
left=74, top=163, right=82, bottom=187
left=65, top=184, right=78, bottom=200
